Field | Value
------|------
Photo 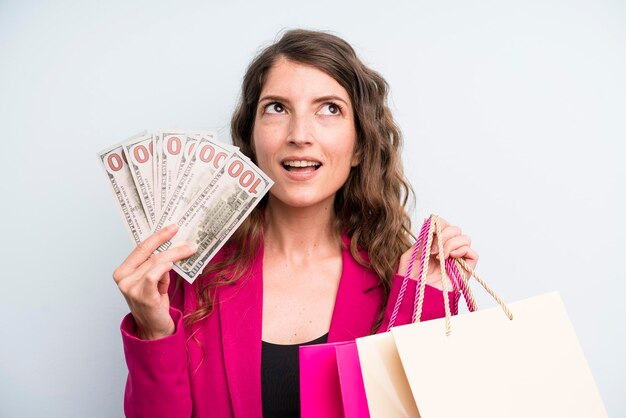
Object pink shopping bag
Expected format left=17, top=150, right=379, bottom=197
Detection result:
left=300, top=341, right=350, bottom=418
left=300, top=340, right=370, bottom=418
left=335, top=342, right=370, bottom=417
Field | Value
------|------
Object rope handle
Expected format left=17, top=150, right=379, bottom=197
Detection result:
left=386, top=217, right=431, bottom=331
left=387, top=215, right=473, bottom=331
left=446, top=258, right=477, bottom=312
left=391, top=214, right=513, bottom=336
left=454, top=257, right=513, bottom=321
left=435, top=216, right=454, bottom=331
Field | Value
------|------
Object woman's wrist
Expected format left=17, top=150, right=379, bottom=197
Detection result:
left=136, top=318, right=176, bottom=340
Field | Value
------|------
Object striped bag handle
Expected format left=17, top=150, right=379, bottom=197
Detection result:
left=388, top=214, right=513, bottom=334
left=387, top=215, right=476, bottom=331
left=412, top=214, right=514, bottom=336
left=386, top=216, right=432, bottom=331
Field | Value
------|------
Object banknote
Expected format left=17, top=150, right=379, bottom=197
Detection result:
left=173, top=134, right=239, bottom=186
left=157, top=151, right=273, bottom=283
left=100, top=129, right=271, bottom=283
left=159, top=131, right=185, bottom=202
left=98, top=133, right=152, bottom=245
left=157, top=130, right=222, bottom=210
left=122, top=134, right=156, bottom=227
left=175, top=135, right=239, bottom=182
left=174, top=135, right=200, bottom=185
left=152, top=135, right=236, bottom=232
left=158, top=131, right=203, bottom=203
left=153, top=133, right=163, bottom=217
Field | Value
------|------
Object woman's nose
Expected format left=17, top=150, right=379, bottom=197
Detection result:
left=287, top=113, right=314, bottom=146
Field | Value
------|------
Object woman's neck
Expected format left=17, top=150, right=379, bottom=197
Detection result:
left=262, top=196, right=341, bottom=261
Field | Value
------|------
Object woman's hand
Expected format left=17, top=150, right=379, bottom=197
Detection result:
left=113, top=224, right=198, bottom=340
left=397, top=217, right=478, bottom=290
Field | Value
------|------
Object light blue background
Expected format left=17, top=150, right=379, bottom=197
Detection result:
left=1, top=0, right=624, bottom=416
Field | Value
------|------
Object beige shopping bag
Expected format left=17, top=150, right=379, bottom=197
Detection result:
left=355, top=332, right=420, bottom=417
left=385, top=215, right=606, bottom=417
left=391, top=292, right=608, bottom=417
left=360, top=214, right=607, bottom=418
left=356, top=215, right=607, bottom=418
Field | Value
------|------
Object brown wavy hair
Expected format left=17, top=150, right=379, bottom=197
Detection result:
left=183, top=29, right=414, bottom=334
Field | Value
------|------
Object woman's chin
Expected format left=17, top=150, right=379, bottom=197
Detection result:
left=268, top=192, right=335, bottom=211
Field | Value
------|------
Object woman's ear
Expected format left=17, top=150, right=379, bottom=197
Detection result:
left=351, top=152, right=360, bottom=167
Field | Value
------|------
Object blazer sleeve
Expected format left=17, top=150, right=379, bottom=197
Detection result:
left=120, top=272, right=192, bottom=418
left=379, top=273, right=458, bottom=332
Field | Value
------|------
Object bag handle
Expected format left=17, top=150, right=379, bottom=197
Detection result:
left=388, top=214, right=513, bottom=335
left=454, top=257, right=513, bottom=321
left=387, top=215, right=470, bottom=331
left=386, top=216, right=431, bottom=331
left=446, top=257, right=477, bottom=312
left=412, top=214, right=454, bottom=334
left=412, top=214, right=514, bottom=336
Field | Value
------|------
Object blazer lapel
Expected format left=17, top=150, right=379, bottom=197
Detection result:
left=218, top=246, right=264, bottom=418
left=328, top=235, right=383, bottom=342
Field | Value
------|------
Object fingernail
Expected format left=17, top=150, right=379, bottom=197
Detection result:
left=166, top=224, right=178, bottom=232
left=188, top=243, right=198, bottom=252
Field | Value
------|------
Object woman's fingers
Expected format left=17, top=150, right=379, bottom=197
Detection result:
left=111, top=226, right=197, bottom=341
left=122, top=262, right=171, bottom=304
left=116, top=239, right=197, bottom=303
left=113, top=224, right=179, bottom=283
left=450, top=245, right=477, bottom=258
left=148, top=241, right=198, bottom=269
left=123, top=241, right=198, bottom=286
left=399, top=218, right=480, bottom=281
left=436, top=217, right=450, bottom=229
left=442, top=235, right=472, bottom=258
left=123, top=261, right=177, bottom=340
left=450, top=246, right=479, bottom=268
left=143, top=261, right=174, bottom=294
left=429, top=219, right=479, bottom=274
left=430, top=226, right=462, bottom=255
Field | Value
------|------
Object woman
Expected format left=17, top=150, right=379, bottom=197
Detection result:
left=114, top=29, right=477, bottom=417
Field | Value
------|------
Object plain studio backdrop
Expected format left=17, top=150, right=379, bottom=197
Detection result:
left=0, top=0, right=624, bottom=416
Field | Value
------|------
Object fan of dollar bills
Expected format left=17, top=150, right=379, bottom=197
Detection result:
left=98, top=130, right=273, bottom=283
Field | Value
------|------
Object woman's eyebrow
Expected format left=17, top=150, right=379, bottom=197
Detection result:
left=258, top=95, right=289, bottom=104
left=312, top=95, right=349, bottom=106
left=258, top=94, right=349, bottom=106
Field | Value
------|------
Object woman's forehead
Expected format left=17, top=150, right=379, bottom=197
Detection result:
left=260, top=58, right=351, bottom=103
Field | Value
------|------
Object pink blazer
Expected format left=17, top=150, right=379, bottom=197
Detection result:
left=120, top=237, right=453, bottom=417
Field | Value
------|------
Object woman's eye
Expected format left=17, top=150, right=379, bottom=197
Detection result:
left=264, top=102, right=285, bottom=114
left=319, top=103, right=341, bottom=116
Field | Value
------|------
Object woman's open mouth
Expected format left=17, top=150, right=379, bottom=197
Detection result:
left=281, top=160, right=321, bottom=173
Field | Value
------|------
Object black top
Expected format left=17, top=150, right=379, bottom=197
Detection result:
left=261, top=333, right=329, bottom=418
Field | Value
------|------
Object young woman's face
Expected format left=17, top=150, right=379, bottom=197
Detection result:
left=252, top=58, right=358, bottom=210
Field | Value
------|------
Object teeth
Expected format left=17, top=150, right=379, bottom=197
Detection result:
left=283, top=160, right=321, bottom=168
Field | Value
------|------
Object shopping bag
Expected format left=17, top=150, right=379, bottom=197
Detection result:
left=356, top=215, right=466, bottom=418
left=388, top=217, right=608, bottom=417
left=300, top=341, right=349, bottom=418
left=300, top=340, right=370, bottom=418
left=392, top=292, right=608, bottom=417
left=356, top=332, right=420, bottom=417
left=335, top=342, right=370, bottom=417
